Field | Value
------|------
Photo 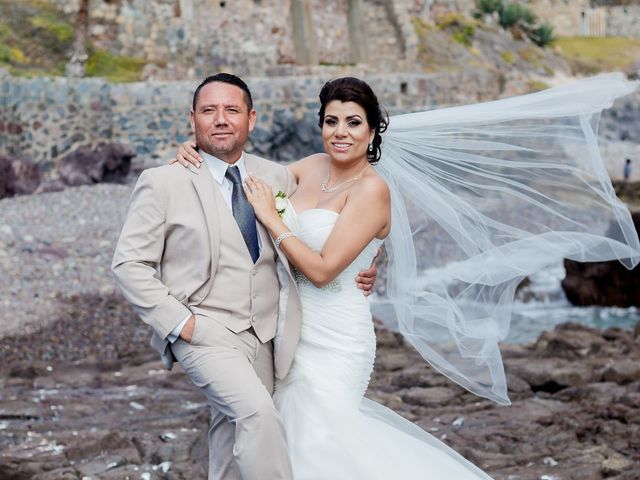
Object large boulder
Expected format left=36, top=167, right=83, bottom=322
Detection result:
left=561, top=210, right=640, bottom=306
left=58, top=142, right=135, bottom=187
left=249, top=109, right=323, bottom=162
left=600, top=90, right=640, bottom=143
left=2, top=142, right=133, bottom=200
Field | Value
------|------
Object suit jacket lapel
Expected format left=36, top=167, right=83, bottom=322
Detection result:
left=244, top=153, right=263, bottom=180
left=190, top=165, right=221, bottom=295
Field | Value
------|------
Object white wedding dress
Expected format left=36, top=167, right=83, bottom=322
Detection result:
left=274, top=206, right=493, bottom=479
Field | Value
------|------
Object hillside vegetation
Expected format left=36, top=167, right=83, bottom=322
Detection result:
left=0, top=0, right=145, bottom=81
left=0, top=0, right=636, bottom=83
left=413, top=12, right=569, bottom=90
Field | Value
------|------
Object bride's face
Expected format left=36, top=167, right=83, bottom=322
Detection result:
left=321, top=101, right=375, bottom=164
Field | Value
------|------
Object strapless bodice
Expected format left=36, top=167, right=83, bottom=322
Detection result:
left=283, top=205, right=383, bottom=293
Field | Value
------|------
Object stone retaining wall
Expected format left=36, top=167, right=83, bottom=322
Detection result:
left=607, top=5, right=640, bottom=38
left=0, top=67, right=501, bottom=181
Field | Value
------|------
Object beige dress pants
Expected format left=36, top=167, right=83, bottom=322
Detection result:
left=171, top=315, right=293, bottom=480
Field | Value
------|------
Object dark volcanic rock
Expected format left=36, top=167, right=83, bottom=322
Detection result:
left=614, top=181, right=640, bottom=202
left=533, top=322, right=607, bottom=359
left=58, top=142, right=135, bottom=187
left=601, top=91, right=640, bottom=143
left=511, top=358, right=593, bottom=393
left=0, top=155, right=43, bottom=199
left=562, top=211, right=640, bottom=306
left=601, top=360, right=640, bottom=385
left=249, top=109, right=323, bottom=162
left=1, top=142, right=132, bottom=200
left=13, top=161, right=42, bottom=195
left=0, top=154, right=16, bottom=199
left=1, top=303, right=640, bottom=479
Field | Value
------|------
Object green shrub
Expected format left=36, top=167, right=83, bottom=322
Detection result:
left=474, top=0, right=504, bottom=16
left=436, top=12, right=476, bottom=47
left=453, top=26, right=475, bottom=46
left=501, top=50, right=516, bottom=64
left=30, top=14, right=74, bottom=44
left=476, top=0, right=554, bottom=47
left=521, top=7, right=537, bottom=25
left=530, top=22, right=554, bottom=47
left=86, top=47, right=146, bottom=82
left=499, top=3, right=531, bottom=28
left=0, top=44, right=26, bottom=64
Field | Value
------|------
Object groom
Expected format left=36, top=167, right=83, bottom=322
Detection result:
left=112, top=73, right=376, bottom=479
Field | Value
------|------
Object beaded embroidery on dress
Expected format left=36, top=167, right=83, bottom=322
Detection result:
left=273, top=205, right=493, bottom=479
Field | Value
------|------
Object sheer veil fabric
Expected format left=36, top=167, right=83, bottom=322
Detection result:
left=371, top=73, right=640, bottom=405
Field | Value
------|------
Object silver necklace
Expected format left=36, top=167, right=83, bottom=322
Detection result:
left=321, top=164, right=370, bottom=193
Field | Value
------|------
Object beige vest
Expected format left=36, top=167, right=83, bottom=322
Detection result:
left=191, top=186, right=280, bottom=342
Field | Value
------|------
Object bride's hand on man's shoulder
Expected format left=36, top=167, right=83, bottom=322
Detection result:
left=170, top=140, right=203, bottom=168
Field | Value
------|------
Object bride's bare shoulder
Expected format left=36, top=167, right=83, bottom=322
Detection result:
left=288, top=153, right=329, bottom=180
left=352, top=172, right=390, bottom=204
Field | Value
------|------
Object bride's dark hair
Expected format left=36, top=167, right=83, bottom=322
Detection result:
left=318, top=77, right=389, bottom=164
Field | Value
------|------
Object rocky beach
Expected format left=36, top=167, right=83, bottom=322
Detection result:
left=0, top=183, right=639, bottom=479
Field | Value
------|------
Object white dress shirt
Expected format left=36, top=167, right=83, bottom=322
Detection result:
left=167, top=151, right=259, bottom=343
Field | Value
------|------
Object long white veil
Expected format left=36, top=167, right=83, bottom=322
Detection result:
left=372, top=73, right=640, bottom=405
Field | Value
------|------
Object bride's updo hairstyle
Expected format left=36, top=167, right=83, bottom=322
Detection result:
left=318, top=77, right=388, bottom=164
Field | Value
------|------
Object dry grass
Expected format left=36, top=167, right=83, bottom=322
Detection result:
left=553, top=37, right=640, bottom=74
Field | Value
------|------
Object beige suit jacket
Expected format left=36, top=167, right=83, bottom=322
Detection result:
left=112, top=154, right=302, bottom=380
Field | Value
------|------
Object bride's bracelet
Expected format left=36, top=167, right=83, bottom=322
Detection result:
left=274, top=231, right=297, bottom=248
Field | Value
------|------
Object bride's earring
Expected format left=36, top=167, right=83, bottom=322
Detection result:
left=368, top=143, right=373, bottom=153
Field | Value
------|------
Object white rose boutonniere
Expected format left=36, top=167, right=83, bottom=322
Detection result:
left=275, top=190, right=288, bottom=218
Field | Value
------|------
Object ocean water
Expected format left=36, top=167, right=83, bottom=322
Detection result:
left=508, top=263, right=639, bottom=343
left=372, top=263, right=639, bottom=344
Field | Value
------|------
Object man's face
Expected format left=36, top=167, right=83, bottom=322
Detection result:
left=190, top=82, right=256, bottom=164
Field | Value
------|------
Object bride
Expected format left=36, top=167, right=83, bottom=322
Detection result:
left=244, top=77, right=495, bottom=478
left=176, top=74, right=640, bottom=478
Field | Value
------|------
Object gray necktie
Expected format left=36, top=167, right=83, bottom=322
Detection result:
left=225, top=166, right=259, bottom=263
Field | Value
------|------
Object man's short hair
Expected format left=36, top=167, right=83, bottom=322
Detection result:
left=192, top=73, right=254, bottom=112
